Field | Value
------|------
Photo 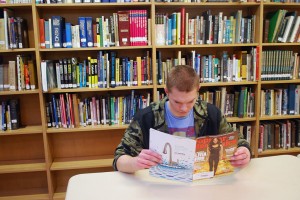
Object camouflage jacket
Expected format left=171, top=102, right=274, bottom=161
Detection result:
left=113, top=97, right=250, bottom=171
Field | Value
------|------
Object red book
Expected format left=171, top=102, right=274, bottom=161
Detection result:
left=118, top=10, right=130, bottom=46
left=39, top=18, right=45, bottom=48
left=180, top=7, right=185, bottom=45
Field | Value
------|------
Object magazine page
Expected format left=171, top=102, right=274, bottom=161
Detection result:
left=193, top=131, right=239, bottom=180
left=149, top=128, right=196, bottom=182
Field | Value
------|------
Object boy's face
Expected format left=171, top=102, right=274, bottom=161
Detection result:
left=165, top=87, right=198, bottom=117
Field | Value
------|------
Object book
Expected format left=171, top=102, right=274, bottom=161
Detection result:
left=149, top=128, right=239, bottom=182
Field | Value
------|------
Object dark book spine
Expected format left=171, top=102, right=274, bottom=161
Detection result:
left=9, top=99, right=20, bottom=130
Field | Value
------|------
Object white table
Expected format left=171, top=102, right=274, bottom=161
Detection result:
left=66, top=155, right=300, bottom=200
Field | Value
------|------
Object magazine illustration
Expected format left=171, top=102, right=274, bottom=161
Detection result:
left=149, top=128, right=239, bottom=182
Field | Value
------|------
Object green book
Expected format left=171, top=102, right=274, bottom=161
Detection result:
left=267, top=10, right=281, bottom=43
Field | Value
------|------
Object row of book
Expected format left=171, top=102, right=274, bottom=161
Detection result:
left=40, top=11, right=149, bottom=49
left=0, top=0, right=32, bottom=3
left=261, top=85, right=300, bottom=116
left=0, top=99, right=20, bottom=131
left=36, top=0, right=148, bottom=3
left=41, top=51, right=152, bottom=91
left=200, top=86, right=255, bottom=118
left=155, top=9, right=255, bottom=46
left=156, top=0, right=260, bottom=2
left=264, top=10, right=300, bottom=43
left=258, top=120, right=300, bottom=152
left=0, top=8, right=29, bottom=50
left=0, top=55, right=37, bottom=91
left=156, top=48, right=258, bottom=85
left=261, top=50, right=299, bottom=81
left=46, top=91, right=150, bottom=128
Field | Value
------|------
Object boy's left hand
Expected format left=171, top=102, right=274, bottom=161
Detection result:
left=230, top=146, right=251, bottom=167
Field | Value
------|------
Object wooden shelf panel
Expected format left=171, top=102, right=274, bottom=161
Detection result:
left=0, top=194, right=49, bottom=200
left=261, top=79, right=300, bottom=84
left=0, top=48, right=36, bottom=53
left=157, top=81, right=257, bottom=89
left=258, top=148, right=300, bottom=156
left=39, top=45, right=152, bottom=52
left=36, top=2, right=151, bottom=9
left=154, top=2, right=260, bottom=7
left=45, top=85, right=153, bottom=93
left=260, top=115, right=300, bottom=121
left=0, top=162, right=46, bottom=174
left=0, top=3, right=33, bottom=8
left=156, top=43, right=259, bottom=49
left=0, top=90, right=39, bottom=96
left=262, top=43, right=300, bottom=46
left=51, top=156, right=113, bottom=171
left=47, top=124, right=128, bottom=133
left=226, top=117, right=256, bottom=123
left=0, top=125, right=43, bottom=135
left=53, top=192, right=65, bottom=200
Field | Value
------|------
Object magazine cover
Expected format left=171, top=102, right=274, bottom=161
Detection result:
left=149, top=128, right=239, bottom=182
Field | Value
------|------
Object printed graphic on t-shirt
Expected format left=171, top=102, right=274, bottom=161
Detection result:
left=169, top=127, right=195, bottom=138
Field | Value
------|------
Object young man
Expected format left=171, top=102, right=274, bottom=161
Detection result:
left=113, top=65, right=251, bottom=173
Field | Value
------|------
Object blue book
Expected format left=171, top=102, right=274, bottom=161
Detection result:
left=102, top=0, right=109, bottom=2
left=167, top=18, right=172, bottom=45
left=85, top=17, right=93, bottom=47
left=78, top=17, right=87, bottom=48
left=109, top=0, right=117, bottom=2
left=288, top=84, right=296, bottom=115
left=122, top=57, right=127, bottom=86
left=44, top=20, right=50, bottom=49
left=110, top=51, right=116, bottom=88
left=52, top=95, right=58, bottom=128
left=98, top=51, right=103, bottom=88
left=65, top=22, right=72, bottom=48
left=171, top=13, right=177, bottom=45
left=51, top=16, right=63, bottom=48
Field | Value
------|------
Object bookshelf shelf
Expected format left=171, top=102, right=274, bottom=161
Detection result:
left=258, top=147, right=300, bottom=156
left=0, top=48, right=36, bottom=53
left=51, top=156, right=113, bottom=171
left=0, top=194, right=49, bottom=200
left=226, top=117, right=256, bottom=123
left=46, top=85, right=153, bottom=93
left=262, top=43, right=300, bottom=46
left=156, top=43, right=260, bottom=49
left=1, top=1, right=300, bottom=199
left=0, top=90, right=39, bottom=95
left=260, top=115, right=300, bottom=121
left=0, top=4, right=33, bottom=8
left=39, top=45, right=152, bottom=52
left=261, top=80, right=300, bottom=84
left=52, top=193, right=65, bottom=200
left=154, top=2, right=260, bottom=7
left=35, top=2, right=151, bottom=9
left=47, top=124, right=128, bottom=133
left=0, top=125, right=43, bottom=135
left=0, top=162, right=46, bottom=174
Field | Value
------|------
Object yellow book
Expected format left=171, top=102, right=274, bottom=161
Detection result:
left=93, top=59, right=98, bottom=88
left=116, top=58, right=120, bottom=86
left=136, top=57, right=142, bottom=86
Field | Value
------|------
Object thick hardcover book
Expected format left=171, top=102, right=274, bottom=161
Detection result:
left=85, top=17, right=93, bottom=47
left=149, top=129, right=239, bottom=182
left=39, top=18, right=46, bottom=48
left=64, top=22, right=72, bottom=48
left=117, top=10, right=130, bottom=46
left=51, top=16, right=64, bottom=48
left=0, top=18, right=5, bottom=49
left=78, top=17, right=87, bottom=47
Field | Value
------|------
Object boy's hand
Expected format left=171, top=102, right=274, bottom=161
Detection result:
left=230, top=146, right=251, bottom=167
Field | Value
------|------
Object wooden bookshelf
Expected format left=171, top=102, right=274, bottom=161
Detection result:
left=0, top=1, right=300, bottom=199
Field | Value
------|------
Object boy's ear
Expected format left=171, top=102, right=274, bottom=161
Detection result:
left=164, top=88, right=169, bottom=95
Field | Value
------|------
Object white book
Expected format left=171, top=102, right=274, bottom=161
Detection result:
left=289, top=16, right=300, bottom=43
left=41, top=60, right=48, bottom=92
left=282, top=16, right=295, bottom=43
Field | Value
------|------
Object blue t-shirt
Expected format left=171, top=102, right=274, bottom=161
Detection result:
left=165, top=101, right=195, bottom=138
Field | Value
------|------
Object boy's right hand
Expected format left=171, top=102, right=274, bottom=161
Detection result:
left=132, top=149, right=162, bottom=170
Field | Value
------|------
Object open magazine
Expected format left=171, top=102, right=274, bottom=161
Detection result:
left=149, top=128, right=239, bottom=182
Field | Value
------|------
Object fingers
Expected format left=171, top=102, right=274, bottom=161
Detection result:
left=135, top=149, right=162, bottom=170
left=230, top=146, right=250, bottom=168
